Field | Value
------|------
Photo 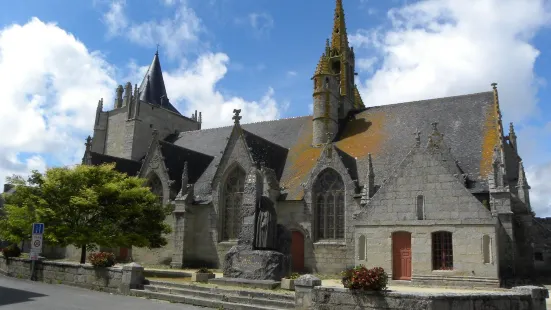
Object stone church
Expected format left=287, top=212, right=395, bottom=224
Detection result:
left=82, top=0, right=535, bottom=286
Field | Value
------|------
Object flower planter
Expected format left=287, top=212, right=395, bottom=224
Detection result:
left=281, top=278, right=295, bottom=291
left=192, top=272, right=215, bottom=283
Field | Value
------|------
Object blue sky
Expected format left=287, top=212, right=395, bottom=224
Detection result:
left=0, top=0, right=550, bottom=215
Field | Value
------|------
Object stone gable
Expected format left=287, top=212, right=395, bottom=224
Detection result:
left=356, top=145, right=492, bottom=225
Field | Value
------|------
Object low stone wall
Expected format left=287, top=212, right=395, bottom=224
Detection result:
left=0, top=256, right=143, bottom=294
left=295, top=275, right=549, bottom=310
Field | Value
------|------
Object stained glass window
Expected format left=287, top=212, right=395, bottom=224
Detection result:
left=314, top=169, right=345, bottom=240
left=148, top=174, right=164, bottom=205
left=222, top=167, right=246, bottom=241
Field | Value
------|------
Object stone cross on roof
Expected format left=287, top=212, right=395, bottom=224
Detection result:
left=232, top=109, right=242, bottom=124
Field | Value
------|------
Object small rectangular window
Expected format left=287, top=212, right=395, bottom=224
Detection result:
left=416, top=195, right=424, bottom=220
left=535, top=252, right=544, bottom=261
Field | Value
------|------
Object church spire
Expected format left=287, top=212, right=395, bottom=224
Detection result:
left=137, top=51, right=182, bottom=115
left=331, top=0, right=349, bottom=52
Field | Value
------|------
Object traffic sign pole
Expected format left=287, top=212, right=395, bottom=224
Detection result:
left=30, top=223, right=44, bottom=281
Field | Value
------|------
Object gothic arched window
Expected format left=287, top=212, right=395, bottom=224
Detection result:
left=147, top=173, right=164, bottom=205
left=222, top=166, right=246, bottom=241
left=314, top=168, right=345, bottom=240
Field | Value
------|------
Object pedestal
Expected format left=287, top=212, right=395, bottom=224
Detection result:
left=223, top=246, right=290, bottom=281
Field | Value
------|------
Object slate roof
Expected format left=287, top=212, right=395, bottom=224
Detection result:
left=169, top=91, right=498, bottom=202
left=89, top=152, right=142, bottom=176
left=157, top=140, right=214, bottom=193
left=242, top=130, right=289, bottom=180
left=138, top=52, right=181, bottom=115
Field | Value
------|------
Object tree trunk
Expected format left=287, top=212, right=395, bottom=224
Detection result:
left=80, top=245, right=86, bottom=264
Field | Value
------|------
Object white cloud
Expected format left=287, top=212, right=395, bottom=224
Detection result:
left=108, top=3, right=283, bottom=129
left=103, top=0, right=127, bottom=37
left=125, top=53, right=283, bottom=129
left=351, top=0, right=551, bottom=216
left=0, top=18, right=116, bottom=188
left=287, top=71, right=297, bottom=77
left=103, top=0, right=202, bottom=59
left=353, top=0, right=550, bottom=122
left=249, top=13, right=274, bottom=36
left=526, top=163, right=551, bottom=217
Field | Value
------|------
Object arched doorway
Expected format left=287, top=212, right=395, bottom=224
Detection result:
left=392, top=231, right=412, bottom=280
left=291, top=230, right=305, bottom=272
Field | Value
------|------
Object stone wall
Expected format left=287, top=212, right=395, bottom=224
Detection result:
left=304, top=286, right=548, bottom=310
left=356, top=225, right=499, bottom=283
left=353, top=145, right=501, bottom=285
left=0, top=256, right=144, bottom=294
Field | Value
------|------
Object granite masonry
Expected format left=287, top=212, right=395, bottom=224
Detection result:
left=294, top=275, right=549, bottom=310
left=78, top=0, right=539, bottom=288
left=0, top=256, right=144, bottom=294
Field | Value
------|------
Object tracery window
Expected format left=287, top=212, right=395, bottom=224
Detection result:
left=314, top=168, right=345, bottom=240
left=432, top=231, right=453, bottom=270
left=222, top=166, right=246, bottom=241
left=147, top=173, right=164, bottom=205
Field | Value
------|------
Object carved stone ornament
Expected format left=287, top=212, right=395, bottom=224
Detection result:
left=150, top=153, right=161, bottom=169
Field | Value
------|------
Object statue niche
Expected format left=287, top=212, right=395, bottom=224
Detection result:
left=254, top=197, right=277, bottom=250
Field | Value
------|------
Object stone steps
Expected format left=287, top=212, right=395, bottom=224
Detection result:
left=132, top=280, right=295, bottom=309
left=147, top=280, right=295, bottom=301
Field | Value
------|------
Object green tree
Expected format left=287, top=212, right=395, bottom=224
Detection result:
left=1, top=164, right=173, bottom=264
left=0, top=172, right=46, bottom=246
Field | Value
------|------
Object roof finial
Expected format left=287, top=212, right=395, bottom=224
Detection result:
left=414, top=128, right=421, bottom=147
left=232, top=109, right=242, bottom=124
left=491, top=82, right=497, bottom=90
left=431, top=122, right=439, bottom=133
left=85, top=136, right=92, bottom=151
left=156, top=44, right=160, bottom=55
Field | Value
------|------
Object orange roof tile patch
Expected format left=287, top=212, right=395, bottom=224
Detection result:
left=480, top=99, right=501, bottom=178
left=280, top=121, right=323, bottom=200
left=336, top=109, right=388, bottom=159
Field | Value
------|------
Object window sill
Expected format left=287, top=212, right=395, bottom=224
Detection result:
left=314, top=240, right=346, bottom=246
left=431, top=269, right=455, bottom=273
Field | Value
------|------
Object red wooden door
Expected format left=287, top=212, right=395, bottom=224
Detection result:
left=119, top=247, right=129, bottom=261
left=392, top=232, right=412, bottom=280
left=291, top=231, right=305, bottom=272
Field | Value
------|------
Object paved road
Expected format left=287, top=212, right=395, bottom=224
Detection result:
left=0, top=276, right=211, bottom=310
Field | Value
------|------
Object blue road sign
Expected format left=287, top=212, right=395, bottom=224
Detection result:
left=32, top=223, right=44, bottom=235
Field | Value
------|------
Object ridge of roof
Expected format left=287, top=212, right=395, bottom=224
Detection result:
left=359, top=91, right=494, bottom=111
left=176, top=115, right=312, bottom=136
left=158, top=139, right=214, bottom=159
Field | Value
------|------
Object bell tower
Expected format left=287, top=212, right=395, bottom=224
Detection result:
left=312, top=0, right=365, bottom=147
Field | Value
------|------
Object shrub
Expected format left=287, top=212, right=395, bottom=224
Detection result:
left=196, top=267, right=212, bottom=274
left=1, top=244, right=22, bottom=258
left=88, top=252, right=116, bottom=267
left=341, top=265, right=388, bottom=291
left=285, top=272, right=301, bottom=280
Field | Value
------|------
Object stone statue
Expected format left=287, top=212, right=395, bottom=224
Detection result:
left=254, top=197, right=277, bottom=250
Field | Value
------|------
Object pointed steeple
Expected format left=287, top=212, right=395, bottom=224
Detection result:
left=517, top=161, right=531, bottom=209
left=138, top=51, right=182, bottom=115
left=177, top=162, right=189, bottom=198
left=331, top=0, right=349, bottom=53
left=509, top=122, right=518, bottom=150
left=518, top=161, right=529, bottom=188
